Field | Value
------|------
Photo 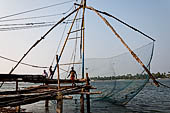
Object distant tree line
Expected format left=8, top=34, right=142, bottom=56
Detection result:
left=90, top=72, right=170, bottom=80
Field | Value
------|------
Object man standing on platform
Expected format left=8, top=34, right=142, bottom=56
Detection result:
left=67, top=67, right=77, bottom=86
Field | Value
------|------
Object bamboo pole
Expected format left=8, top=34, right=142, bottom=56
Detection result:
left=86, top=6, right=159, bottom=87
left=81, top=0, right=86, bottom=79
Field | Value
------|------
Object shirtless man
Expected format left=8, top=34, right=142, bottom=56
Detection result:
left=67, top=67, right=77, bottom=86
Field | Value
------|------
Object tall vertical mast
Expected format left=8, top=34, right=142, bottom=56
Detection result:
left=81, top=0, right=86, bottom=79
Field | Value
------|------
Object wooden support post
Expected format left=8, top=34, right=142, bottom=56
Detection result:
left=16, top=80, right=18, bottom=91
left=56, top=99, right=63, bottom=113
left=45, top=100, right=49, bottom=110
left=80, top=88, right=85, bottom=113
left=56, top=92, right=63, bottom=113
left=45, top=83, right=49, bottom=110
left=86, top=73, right=90, bottom=113
left=56, top=55, right=60, bottom=89
left=16, top=80, right=20, bottom=113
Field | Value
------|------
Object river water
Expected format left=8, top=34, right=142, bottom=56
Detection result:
left=1, top=79, right=170, bottom=113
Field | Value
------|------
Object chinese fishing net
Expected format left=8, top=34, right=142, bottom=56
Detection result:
left=58, top=40, right=154, bottom=105
left=81, top=42, right=154, bottom=105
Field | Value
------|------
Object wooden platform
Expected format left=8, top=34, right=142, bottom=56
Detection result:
left=0, top=73, right=101, bottom=113
left=0, top=74, right=86, bottom=84
left=0, top=85, right=98, bottom=107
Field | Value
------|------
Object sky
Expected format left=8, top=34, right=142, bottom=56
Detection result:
left=0, top=0, right=169, bottom=76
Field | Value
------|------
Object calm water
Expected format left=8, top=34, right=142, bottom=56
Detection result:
left=1, top=79, right=170, bottom=113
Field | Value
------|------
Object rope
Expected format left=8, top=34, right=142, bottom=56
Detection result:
left=0, top=55, right=49, bottom=68
left=0, top=19, right=81, bottom=27
left=49, top=17, right=69, bottom=67
left=157, top=81, right=170, bottom=89
left=52, top=6, right=82, bottom=77
left=0, top=24, right=55, bottom=31
left=0, top=19, right=81, bottom=31
left=0, top=21, right=56, bottom=27
left=0, top=6, right=74, bottom=23
left=73, top=9, right=79, bottom=66
left=91, top=7, right=156, bottom=41
left=0, top=0, right=75, bottom=20
left=75, top=3, right=156, bottom=42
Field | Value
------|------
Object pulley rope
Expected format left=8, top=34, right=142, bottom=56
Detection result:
left=97, top=10, right=156, bottom=41
left=0, top=0, right=75, bottom=20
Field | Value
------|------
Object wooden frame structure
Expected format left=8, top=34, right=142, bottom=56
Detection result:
left=0, top=0, right=160, bottom=112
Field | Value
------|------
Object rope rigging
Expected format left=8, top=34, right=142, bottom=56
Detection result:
left=0, top=0, right=76, bottom=20
left=75, top=3, right=156, bottom=42
left=0, top=6, right=74, bottom=23
left=0, top=19, right=81, bottom=27
left=0, top=1, right=169, bottom=98
left=0, top=19, right=82, bottom=31
left=0, top=5, right=82, bottom=89
left=8, top=6, right=82, bottom=75
left=0, top=21, right=57, bottom=27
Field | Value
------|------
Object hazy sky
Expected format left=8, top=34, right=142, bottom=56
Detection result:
left=0, top=0, right=169, bottom=75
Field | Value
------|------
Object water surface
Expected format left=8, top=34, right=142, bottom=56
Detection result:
left=1, top=79, right=170, bottom=113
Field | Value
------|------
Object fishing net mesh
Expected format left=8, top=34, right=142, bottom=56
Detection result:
left=75, top=42, right=154, bottom=105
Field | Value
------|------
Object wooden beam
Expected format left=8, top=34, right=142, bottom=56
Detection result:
left=86, top=73, right=90, bottom=113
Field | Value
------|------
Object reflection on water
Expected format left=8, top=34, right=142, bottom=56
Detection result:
left=1, top=79, right=170, bottom=113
